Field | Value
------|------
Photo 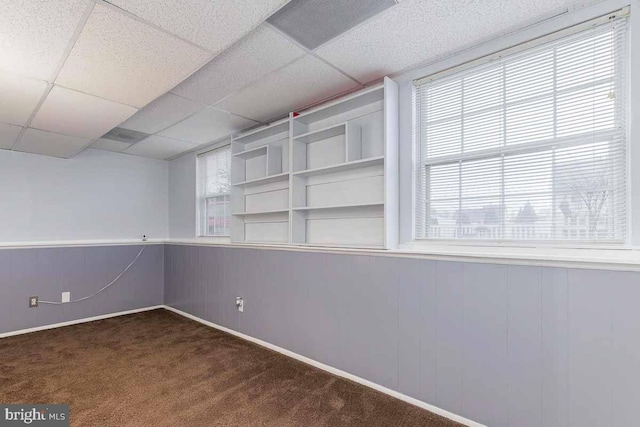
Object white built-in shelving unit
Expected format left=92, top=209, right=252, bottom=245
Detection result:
left=230, top=77, right=398, bottom=249
left=231, top=118, right=290, bottom=244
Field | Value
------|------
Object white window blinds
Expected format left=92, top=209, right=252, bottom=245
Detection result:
left=198, top=146, right=231, bottom=236
left=414, top=15, right=628, bottom=243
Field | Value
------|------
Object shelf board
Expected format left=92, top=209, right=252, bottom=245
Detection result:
left=233, top=145, right=267, bottom=159
left=293, top=122, right=346, bottom=144
left=295, top=85, right=384, bottom=124
left=233, top=120, right=289, bottom=145
left=233, top=172, right=289, bottom=188
left=292, top=202, right=383, bottom=212
left=293, top=156, right=384, bottom=177
left=232, top=209, right=289, bottom=216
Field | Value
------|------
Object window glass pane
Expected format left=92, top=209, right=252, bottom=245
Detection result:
left=459, top=158, right=502, bottom=239
left=205, top=148, right=231, bottom=195
left=556, top=83, right=615, bottom=136
left=505, top=50, right=554, bottom=103
left=425, top=118, right=461, bottom=158
left=426, top=79, right=461, bottom=122
left=464, top=66, right=503, bottom=112
left=206, top=195, right=231, bottom=236
left=427, top=163, right=460, bottom=238
left=504, top=151, right=553, bottom=240
left=554, top=142, right=619, bottom=240
left=463, top=108, right=503, bottom=152
left=415, top=19, right=627, bottom=242
left=505, top=96, right=554, bottom=145
left=198, top=146, right=231, bottom=236
left=556, top=31, right=614, bottom=90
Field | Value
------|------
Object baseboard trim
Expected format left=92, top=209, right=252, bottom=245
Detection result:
left=162, top=305, right=486, bottom=427
left=0, top=305, right=164, bottom=339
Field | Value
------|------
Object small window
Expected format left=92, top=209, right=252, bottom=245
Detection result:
left=198, top=146, right=231, bottom=237
left=413, top=17, right=628, bottom=243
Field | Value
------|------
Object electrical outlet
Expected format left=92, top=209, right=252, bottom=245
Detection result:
left=236, top=297, right=244, bottom=313
left=29, top=296, right=38, bottom=308
left=61, top=292, right=70, bottom=303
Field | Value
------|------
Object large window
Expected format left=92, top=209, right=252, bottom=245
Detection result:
left=198, top=146, right=231, bottom=237
left=414, top=17, right=628, bottom=243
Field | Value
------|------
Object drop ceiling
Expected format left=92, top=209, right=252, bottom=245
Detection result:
left=0, top=0, right=600, bottom=161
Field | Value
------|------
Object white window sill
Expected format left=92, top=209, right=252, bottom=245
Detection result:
left=3, top=238, right=638, bottom=271
left=165, top=238, right=640, bottom=271
left=398, top=241, right=640, bottom=269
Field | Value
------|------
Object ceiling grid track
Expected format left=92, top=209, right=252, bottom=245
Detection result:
left=11, top=0, right=96, bottom=151
left=97, top=0, right=217, bottom=55
left=263, top=22, right=364, bottom=86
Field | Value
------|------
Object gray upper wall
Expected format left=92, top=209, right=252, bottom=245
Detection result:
left=169, top=153, right=197, bottom=239
left=0, top=149, right=169, bottom=243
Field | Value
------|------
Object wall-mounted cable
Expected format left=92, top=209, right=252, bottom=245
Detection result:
left=39, top=246, right=146, bottom=305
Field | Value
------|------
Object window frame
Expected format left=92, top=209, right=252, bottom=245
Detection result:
left=197, top=145, right=232, bottom=238
left=411, top=11, right=630, bottom=246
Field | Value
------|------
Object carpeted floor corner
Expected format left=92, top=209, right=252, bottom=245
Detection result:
left=0, top=309, right=464, bottom=427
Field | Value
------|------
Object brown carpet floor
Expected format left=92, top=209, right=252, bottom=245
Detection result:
left=0, top=309, right=463, bottom=427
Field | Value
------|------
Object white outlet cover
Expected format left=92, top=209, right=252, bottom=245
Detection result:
left=62, top=292, right=71, bottom=303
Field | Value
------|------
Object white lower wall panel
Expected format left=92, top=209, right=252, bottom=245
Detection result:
left=306, top=174, right=384, bottom=207
left=245, top=155, right=267, bottom=181
left=306, top=135, right=346, bottom=170
left=245, top=188, right=289, bottom=212
left=245, top=222, right=289, bottom=243
left=306, top=217, right=384, bottom=246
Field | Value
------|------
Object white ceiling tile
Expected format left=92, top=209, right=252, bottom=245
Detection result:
left=56, top=4, right=210, bottom=108
left=215, top=55, right=361, bottom=122
left=0, top=71, right=48, bottom=126
left=107, top=0, right=290, bottom=53
left=91, top=138, right=132, bottom=153
left=124, top=135, right=198, bottom=160
left=0, top=123, right=22, bottom=150
left=316, top=0, right=574, bottom=83
left=30, top=86, right=138, bottom=139
left=172, top=25, right=305, bottom=105
left=15, top=128, right=91, bottom=158
left=158, top=108, right=258, bottom=145
left=0, top=0, right=88, bottom=80
left=119, top=93, right=206, bottom=134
